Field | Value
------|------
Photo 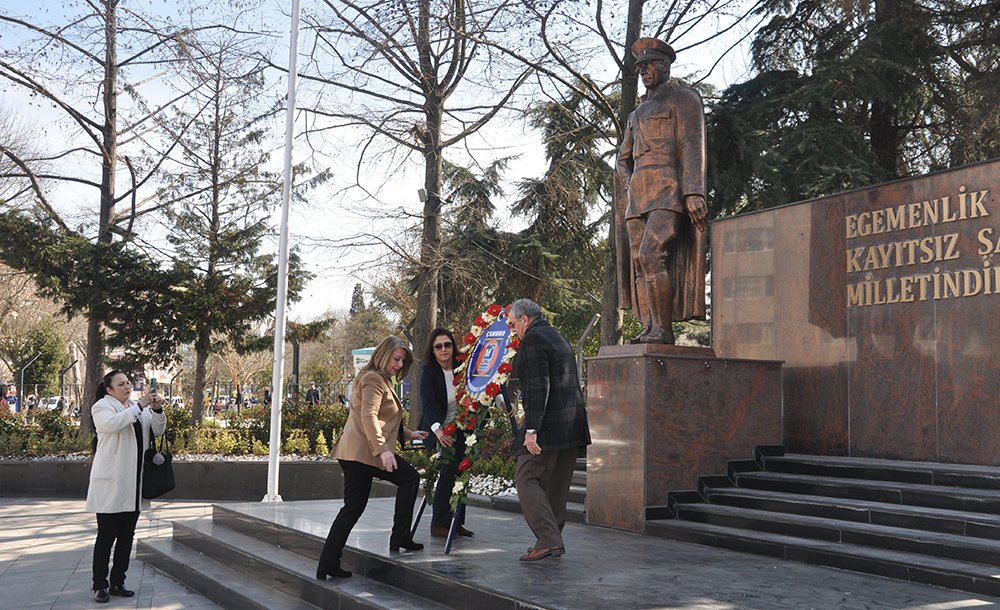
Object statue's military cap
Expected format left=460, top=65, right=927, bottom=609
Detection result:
left=631, top=37, right=676, bottom=65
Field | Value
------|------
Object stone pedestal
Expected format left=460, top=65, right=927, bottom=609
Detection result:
left=585, top=344, right=782, bottom=532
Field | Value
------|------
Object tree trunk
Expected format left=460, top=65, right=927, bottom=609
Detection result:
left=600, top=0, right=644, bottom=347
left=83, top=0, right=120, bottom=430
left=870, top=0, right=900, bottom=179
left=411, top=140, right=442, bottom=429
left=191, top=327, right=210, bottom=424
left=81, top=318, right=103, bottom=435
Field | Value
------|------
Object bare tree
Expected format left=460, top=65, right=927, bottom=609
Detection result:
left=0, top=1, right=215, bottom=431
left=295, top=0, right=539, bottom=422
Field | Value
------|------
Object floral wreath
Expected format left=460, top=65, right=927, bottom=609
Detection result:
left=424, top=303, right=520, bottom=509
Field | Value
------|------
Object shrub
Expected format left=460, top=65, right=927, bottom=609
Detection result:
left=250, top=437, right=269, bottom=455
left=188, top=428, right=238, bottom=455
left=0, top=431, right=24, bottom=455
left=283, top=403, right=348, bottom=452
left=0, top=409, right=21, bottom=435
left=400, top=447, right=431, bottom=474
left=472, top=454, right=515, bottom=480
left=165, top=407, right=193, bottom=446
left=315, top=431, right=329, bottom=455
left=34, top=410, right=75, bottom=440
left=224, top=405, right=270, bottom=447
left=283, top=429, right=311, bottom=454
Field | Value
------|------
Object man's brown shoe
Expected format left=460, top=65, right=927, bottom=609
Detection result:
left=431, top=526, right=450, bottom=538
left=457, top=526, right=475, bottom=537
left=519, top=546, right=564, bottom=561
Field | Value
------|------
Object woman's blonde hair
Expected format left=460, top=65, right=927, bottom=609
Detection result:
left=357, top=336, right=413, bottom=385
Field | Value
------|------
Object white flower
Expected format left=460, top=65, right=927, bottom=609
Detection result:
left=471, top=325, right=483, bottom=337
left=453, top=480, right=464, bottom=493
left=430, top=452, right=441, bottom=461
left=495, top=373, right=509, bottom=384
left=465, top=434, right=477, bottom=447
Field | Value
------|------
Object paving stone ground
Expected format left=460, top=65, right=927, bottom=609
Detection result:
left=3, top=497, right=1000, bottom=609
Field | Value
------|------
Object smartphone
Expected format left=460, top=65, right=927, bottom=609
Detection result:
left=149, top=378, right=158, bottom=393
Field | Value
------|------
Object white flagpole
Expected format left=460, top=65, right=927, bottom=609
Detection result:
left=264, top=0, right=303, bottom=503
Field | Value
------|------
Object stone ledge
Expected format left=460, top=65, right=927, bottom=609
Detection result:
left=0, top=460, right=397, bottom=501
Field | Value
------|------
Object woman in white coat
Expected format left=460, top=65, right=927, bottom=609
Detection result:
left=85, top=370, right=166, bottom=603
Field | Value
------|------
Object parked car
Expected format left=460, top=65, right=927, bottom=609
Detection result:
left=40, top=396, right=66, bottom=411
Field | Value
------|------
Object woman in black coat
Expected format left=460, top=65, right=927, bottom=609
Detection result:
left=419, top=328, right=474, bottom=538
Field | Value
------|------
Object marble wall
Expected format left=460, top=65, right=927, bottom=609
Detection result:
left=712, top=159, right=1000, bottom=464
left=586, top=345, right=782, bottom=531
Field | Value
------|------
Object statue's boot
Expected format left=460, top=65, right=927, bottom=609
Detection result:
left=639, top=272, right=675, bottom=345
left=629, top=324, right=652, bottom=344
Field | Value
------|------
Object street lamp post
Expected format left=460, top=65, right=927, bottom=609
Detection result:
left=19, top=352, right=42, bottom=415
left=59, top=360, right=78, bottom=402
left=168, top=369, right=184, bottom=404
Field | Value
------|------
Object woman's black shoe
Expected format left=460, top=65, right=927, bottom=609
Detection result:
left=389, top=539, right=424, bottom=552
left=94, top=588, right=110, bottom=603
left=109, top=584, right=135, bottom=597
left=316, top=567, right=352, bottom=579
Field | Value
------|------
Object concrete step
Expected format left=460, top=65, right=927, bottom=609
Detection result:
left=765, top=454, right=1000, bottom=490
left=735, top=471, right=1000, bottom=514
left=674, top=502, right=1000, bottom=566
left=139, top=537, right=317, bottom=610
left=707, top=487, right=1000, bottom=539
left=207, top=504, right=536, bottom=609
left=159, top=519, right=449, bottom=609
left=645, top=519, right=1000, bottom=598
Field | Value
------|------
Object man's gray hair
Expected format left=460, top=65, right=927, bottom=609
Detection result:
left=509, top=298, right=541, bottom=320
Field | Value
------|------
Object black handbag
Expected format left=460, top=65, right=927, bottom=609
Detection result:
left=142, top=433, right=175, bottom=499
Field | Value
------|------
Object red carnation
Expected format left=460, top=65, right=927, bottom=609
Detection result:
left=475, top=315, right=487, bottom=327
left=487, top=304, right=502, bottom=316
left=498, top=362, right=512, bottom=374
left=509, top=338, right=520, bottom=349
left=452, top=374, right=462, bottom=386
left=485, top=382, right=500, bottom=397
left=458, top=458, right=472, bottom=471
left=455, top=351, right=466, bottom=362
left=466, top=417, right=477, bottom=430
left=464, top=332, right=476, bottom=345
left=443, top=423, right=457, bottom=436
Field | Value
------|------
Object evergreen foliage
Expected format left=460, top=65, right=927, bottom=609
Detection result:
left=708, top=0, right=1000, bottom=215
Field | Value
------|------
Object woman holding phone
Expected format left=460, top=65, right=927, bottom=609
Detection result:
left=86, top=371, right=167, bottom=603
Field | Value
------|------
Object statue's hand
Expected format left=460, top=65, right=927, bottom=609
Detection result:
left=686, top=195, right=708, bottom=232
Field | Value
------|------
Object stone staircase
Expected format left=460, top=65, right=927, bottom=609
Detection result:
left=646, top=446, right=1000, bottom=598
left=138, top=503, right=511, bottom=609
left=138, top=461, right=587, bottom=609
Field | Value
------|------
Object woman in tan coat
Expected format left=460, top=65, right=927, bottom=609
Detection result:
left=86, top=370, right=166, bottom=603
left=316, top=336, right=429, bottom=579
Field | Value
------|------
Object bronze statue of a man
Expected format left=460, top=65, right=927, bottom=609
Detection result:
left=616, top=37, right=708, bottom=344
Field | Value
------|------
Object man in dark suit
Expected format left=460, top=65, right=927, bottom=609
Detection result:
left=509, top=298, right=591, bottom=561
left=305, top=382, right=321, bottom=406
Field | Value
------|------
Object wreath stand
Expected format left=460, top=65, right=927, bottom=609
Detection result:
left=411, top=497, right=466, bottom=554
